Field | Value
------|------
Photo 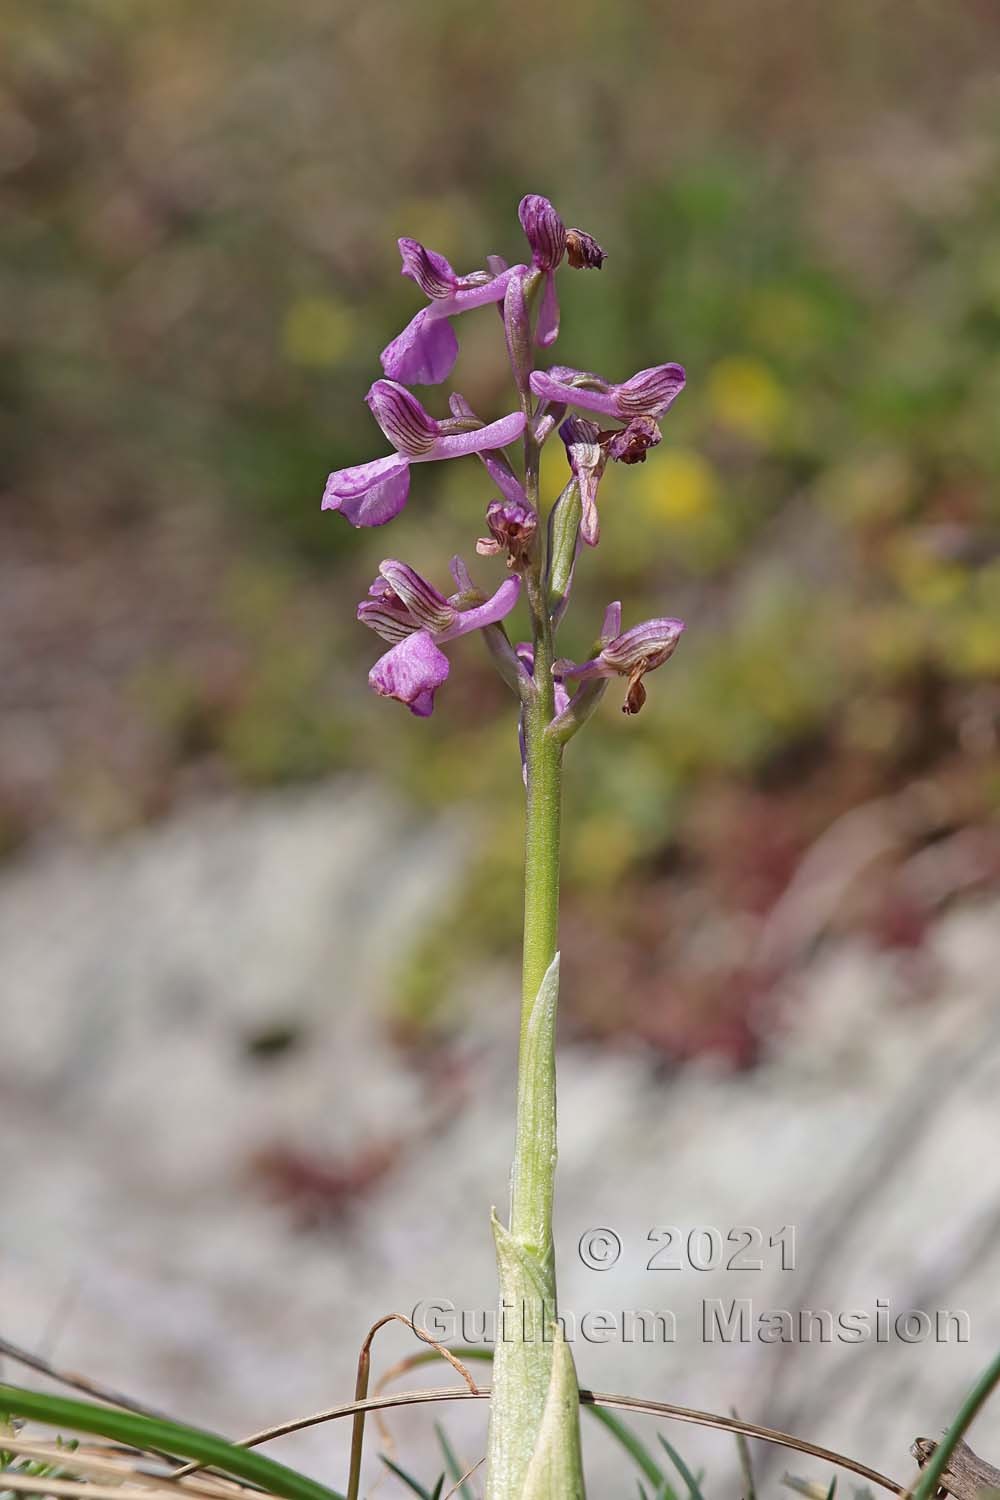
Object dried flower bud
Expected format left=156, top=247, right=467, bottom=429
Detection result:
left=605, top=415, right=661, bottom=464
left=477, top=499, right=538, bottom=567
left=565, top=228, right=606, bottom=270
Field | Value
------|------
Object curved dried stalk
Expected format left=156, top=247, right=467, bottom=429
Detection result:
left=169, top=1380, right=900, bottom=1494
left=0, top=1338, right=173, bottom=1423
left=344, top=1313, right=480, bottom=1500
left=0, top=1437, right=234, bottom=1497
left=0, top=1473, right=263, bottom=1500
left=442, top=1455, right=485, bottom=1499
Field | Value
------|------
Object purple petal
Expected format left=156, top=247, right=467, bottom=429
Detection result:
left=559, top=416, right=605, bottom=546
left=438, top=575, right=521, bottom=642
left=503, top=269, right=532, bottom=393
left=600, top=601, right=622, bottom=641
left=529, top=368, right=619, bottom=418
left=380, top=307, right=459, bottom=385
left=518, top=195, right=567, bottom=271
left=322, top=455, right=411, bottom=527
left=448, top=392, right=478, bottom=421
left=397, top=238, right=458, bottom=299
left=550, top=653, right=608, bottom=683
left=433, top=263, right=527, bottom=317
left=449, top=555, right=475, bottom=596
left=602, top=616, right=686, bottom=671
left=535, top=270, right=560, bottom=348
left=368, top=631, right=450, bottom=717
left=377, top=558, right=455, bottom=630
left=366, top=380, right=439, bottom=456
left=616, top=363, right=686, bottom=419
left=480, top=450, right=529, bottom=506
left=424, top=409, right=526, bottom=462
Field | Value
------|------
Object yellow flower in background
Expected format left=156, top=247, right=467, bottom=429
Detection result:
left=282, top=296, right=355, bottom=368
left=635, top=447, right=720, bottom=526
left=707, top=355, right=787, bottom=441
left=886, top=536, right=968, bottom=609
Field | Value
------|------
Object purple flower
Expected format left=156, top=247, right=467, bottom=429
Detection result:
left=381, top=239, right=528, bottom=385
left=559, top=417, right=606, bottom=547
left=476, top=498, right=538, bottom=567
left=554, top=611, right=685, bottom=716
left=518, top=195, right=606, bottom=348
left=322, top=381, right=526, bottom=527
left=530, top=363, right=686, bottom=421
left=359, top=558, right=521, bottom=716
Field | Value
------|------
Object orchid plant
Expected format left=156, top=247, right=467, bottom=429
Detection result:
left=323, top=195, right=687, bottom=1499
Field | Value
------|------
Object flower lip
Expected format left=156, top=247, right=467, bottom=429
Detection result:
left=366, top=380, right=440, bottom=456
left=518, top=194, right=567, bottom=271
left=369, top=630, right=450, bottom=717
left=322, top=453, right=411, bottom=528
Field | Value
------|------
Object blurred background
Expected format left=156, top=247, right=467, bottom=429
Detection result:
left=3, top=0, right=1000, bottom=1494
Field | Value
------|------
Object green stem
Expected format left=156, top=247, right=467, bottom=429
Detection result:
left=910, top=1347, right=1000, bottom=1500
left=484, top=425, right=585, bottom=1498
left=510, top=589, right=562, bottom=1254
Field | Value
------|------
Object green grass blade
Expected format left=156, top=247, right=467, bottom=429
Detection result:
left=912, top=1349, right=1000, bottom=1500
left=586, top=1406, right=675, bottom=1497
left=0, top=1384, right=345, bottom=1500
left=730, top=1407, right=756, bottom=1500
left=658, top=1435, right=706, bottom=1500
left=433, top=1422, right=474, bottom=1500
left=380, top=1454, right=443, bottom=1498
